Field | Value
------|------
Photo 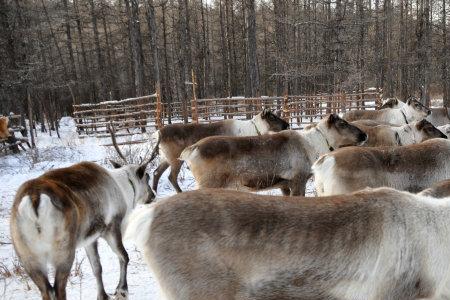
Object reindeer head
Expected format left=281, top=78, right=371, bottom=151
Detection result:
left=404, top=97, right=431, bottom=121
left=253, top=109, right=289, bottom=133
left=318, top=114, right=367, bottom=149
left=414, top=119, right=447, bottom=142
left=110, top=161, right=154, bottom=205
left=108, top=123, right=155, bottom=204
left=379, top=98, right=403, bottom=110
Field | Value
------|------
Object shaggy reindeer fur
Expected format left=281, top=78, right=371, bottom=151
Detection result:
left=343, top=97, right=430, bottom=125
left=150, top=109, right=289, bottom=193
left=10, top=161, right=153, bottom=300
left=353, top=119, right=446, bottom=147
left=180, top=114, right=367, bottom=196
left=125, top=183, right=450, bottom=300
left=313, top=138, right=450, bottom=196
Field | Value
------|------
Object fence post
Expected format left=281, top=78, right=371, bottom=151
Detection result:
left=156, top=81, right=163, bottom=129
left=341, top=93, right=346, bottom=113
left=376, top=92, right=382, bottom=108
left=191, top=69, right=199, bottom=123
left=283, top=94, right=290, bottom=126
left=27, top=88, right=36, bottom=148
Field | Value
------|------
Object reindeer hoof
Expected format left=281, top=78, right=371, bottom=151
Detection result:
left=113, top=289, right=128, bottom=300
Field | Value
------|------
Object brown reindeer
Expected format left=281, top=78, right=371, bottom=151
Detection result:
left=313, top=137, right=450, bottom=196
left=0, top=116, right=10, bottom=139
left=125, top=182, right=450, bottom=300
left=10, top=130, right=154, bottom=300
left=181, top=114, right=367, bottom=196
left=150, top=109, right=289, bottom=193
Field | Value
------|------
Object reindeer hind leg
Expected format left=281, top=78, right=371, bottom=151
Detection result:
left=53, top=250, right=76, bottom=300
left=168, top=160, right=183, bottom=193
left=152, top=161, right=170, bottom=193
left=21, top=261, right=54, bottom=300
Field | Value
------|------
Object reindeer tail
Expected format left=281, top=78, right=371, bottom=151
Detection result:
left=179, top=145, right=198, bottom=162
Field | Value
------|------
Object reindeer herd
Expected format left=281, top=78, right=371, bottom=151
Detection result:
left=8, top=98, right=450, bottom=300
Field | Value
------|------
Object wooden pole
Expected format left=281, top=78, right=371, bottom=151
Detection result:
left=376, top=92, right=382, bottom=108
left=191, top=69, right=198, bottom=123
left=27, top=88, right=36, bottom=148
left=283, top=93, right=290, bottom=126
left=156, top=81, right=163, bottom=129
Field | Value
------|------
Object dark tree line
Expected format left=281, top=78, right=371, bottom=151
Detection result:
left=0, top=0, right=449, bottom=121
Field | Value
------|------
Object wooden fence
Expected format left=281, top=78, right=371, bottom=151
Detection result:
left=73, top=91, right=381, bottom=139
left=73, top=94, right=161, bottom=139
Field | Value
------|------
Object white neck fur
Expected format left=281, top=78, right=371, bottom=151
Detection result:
left=109, top=168, right=135, bottom=212
left=298, top=127, right=332, bottom=163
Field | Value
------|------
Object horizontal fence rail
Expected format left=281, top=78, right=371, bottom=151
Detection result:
left=73, top=92, right=381, bottom=138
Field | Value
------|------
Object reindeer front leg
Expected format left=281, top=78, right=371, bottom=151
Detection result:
left=104, top=220, right=129, bottom=299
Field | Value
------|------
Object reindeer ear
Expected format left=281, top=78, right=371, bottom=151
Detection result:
left=328, top=114, right=337, bottom=123
left=110, top=160, right=123, bottom=169
left=261, top=108, right=271, bottom=118
left=136, top=164, right=147, bottom=179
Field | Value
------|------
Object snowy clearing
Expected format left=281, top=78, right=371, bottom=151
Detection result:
left=0, top=117, right=315, bottom=299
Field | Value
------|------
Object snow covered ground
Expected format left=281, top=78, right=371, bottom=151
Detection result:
left=0, top=117, right=315, bottom=299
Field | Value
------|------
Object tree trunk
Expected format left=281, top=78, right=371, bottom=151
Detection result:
left=127, top=0, right=145, bottom=96
left=443, top=0, right=450, bottom=106
left=244, top=0, right=260, bottom=97
left=88, top=0, right=107, bottom=100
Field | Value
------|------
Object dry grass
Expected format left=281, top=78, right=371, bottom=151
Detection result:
left=0, top=263, right=12, bottom=279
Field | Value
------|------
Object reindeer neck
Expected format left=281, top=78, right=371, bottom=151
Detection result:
left=395, top=124, right=416, bottom=145
left=109, top=168, right=135, bottom=212
left=232, top=118, right=261, bottom=136
left=300, top=127, right=331, bottom=163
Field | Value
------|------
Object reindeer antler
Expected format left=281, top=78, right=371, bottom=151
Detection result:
left=108, top=122, right=128, bottom=164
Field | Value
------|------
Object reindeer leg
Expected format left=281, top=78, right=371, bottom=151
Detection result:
left=289, top=177, right=308, bottom=196
left=280, top=187, right=291, bottom=196
left=104, top=221, right=129, bottom=299
left=85, top=241, right=109, bottom=300
left=22, top=263, right=54, bottom=300
left=169, top=160, right=183, bottom=193
left=54, top=251, right=75, bottom=300
left=152, top=161, right=170, bottom=193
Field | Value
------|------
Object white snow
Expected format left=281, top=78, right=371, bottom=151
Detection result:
left=0, top=117, right=315, bottom=299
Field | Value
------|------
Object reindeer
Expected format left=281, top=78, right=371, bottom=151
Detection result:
left=150, top=109, right=289, bottom=193
left=313, top=138, right=450, bottom=196
left=378, top=98, right=449, bottom=127
left=124, top=181, right=450, bottom=300
left=378, top=97, right=401, bottom=109
left=343, top=97, right=430, bottom=125
left=353, top=119, right=446, bottom=147
left=0, top=116, right=10, bottom=139
left=180, top=114, right=367, bottom=196
left=10, top=128, right=154, bottom=300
